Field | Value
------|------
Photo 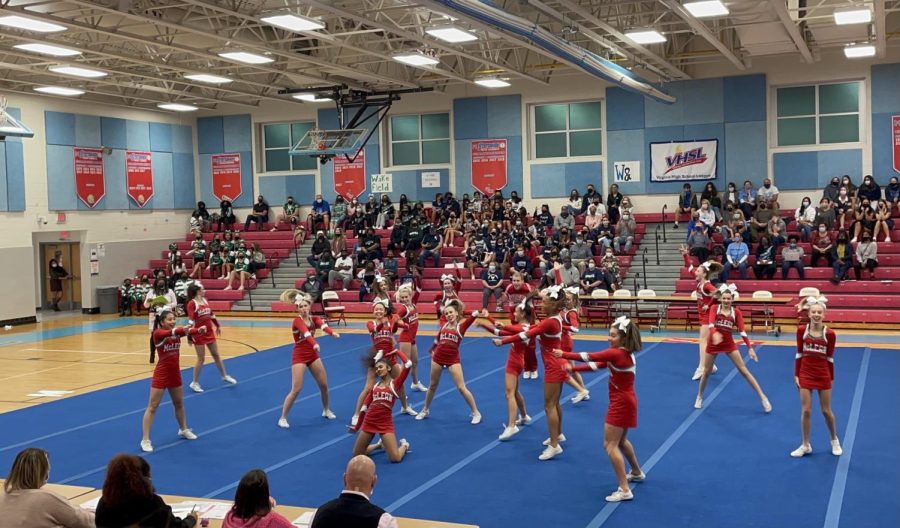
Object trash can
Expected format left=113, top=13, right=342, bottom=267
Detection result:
left=97, top=286, right=119, bottom=314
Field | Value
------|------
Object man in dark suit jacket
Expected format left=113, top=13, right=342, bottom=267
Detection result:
left=311, top=455, right=398, bottom=528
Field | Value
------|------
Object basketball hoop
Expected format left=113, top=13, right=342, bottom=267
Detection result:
left=0, top=95, right=8, bottom=124
left=308, top=127, right=326, bottom=151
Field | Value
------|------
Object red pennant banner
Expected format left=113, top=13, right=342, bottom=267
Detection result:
left=893, top=115, right=900, bottom=173
left=471, top=139, right=507, bottom=195
left=73, top=147, right=105, bottom=208
left=126, top=150, right=154, bottom=208
left=333, top=149, right=366, bottom=201
left=211, top=153, right=242, bottom=202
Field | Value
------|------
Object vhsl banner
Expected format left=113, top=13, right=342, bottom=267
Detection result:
left=650, top=139, right=717, bottom=182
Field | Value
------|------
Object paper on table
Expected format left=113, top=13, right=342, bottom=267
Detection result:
left=168, top=501, right=232, bottom=520
left=293, top=510, right=316, bottom=527
left=80, top=495, right=101, bottom=511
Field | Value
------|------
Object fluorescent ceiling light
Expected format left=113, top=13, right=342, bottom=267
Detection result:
left=843, top=44, right=875, bottom=58
left=260, top=13, right=324, bottom=32
left=218, top=50, right=274, bottom=64
left=833, top=8, right=872, bottom=25
left=426, top=25, right=478, bottom=43
left=683, top=1, right=730, bottom=18
left=292, top=93, right=331, bottom=102
left=14, top=43, right=80, bottom=57
left=0, top=15, right=66, bottom=33
left=49, top=65, right=107, bottom=78
left=474, top=78, right=510, bottom=88
left=184, top=73, right=233, bottom=84
left=157, top=103, right=198, bottom=112
left=624, top=29, right=667, bottom=44
left=393, top=51, right=440, bottom=67
left=34, top=86, right=84, bottom=96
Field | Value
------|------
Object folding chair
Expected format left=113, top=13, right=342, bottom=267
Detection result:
left=321, top=291, right=347, bottom=326
left=635, top=289, right=662, bottom=332
left=583, top=289, right=611, bottom=327
left=611, top=288, right=633, bottom=320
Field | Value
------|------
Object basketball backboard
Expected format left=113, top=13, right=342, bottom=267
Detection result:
left=289, top=128, right=367, bottom=159
left=0, top=96, right=34, bottom=140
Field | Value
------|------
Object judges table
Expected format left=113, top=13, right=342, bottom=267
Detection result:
left=0, top=480, right=95, bottom=501
left=73, top=489, right=479, bottom=528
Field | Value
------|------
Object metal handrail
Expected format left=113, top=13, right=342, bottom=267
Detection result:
left=292, top=235, right=301, bottom=267
left=654, top=225, right=661, bottom=265
left=660, top=205, right=668, bottom=243
left=641, top=248, right=649, bottom=290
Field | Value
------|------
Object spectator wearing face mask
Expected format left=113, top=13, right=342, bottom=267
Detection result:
left=700, top=183, right=722, bottom=222
left=835, top=185, right=853, bottom=230
left=851, top=199, right=877, bottom=243
left=753, top=236, right=776, bottom=280
left=857, top=175, right=882, bottom=203
left=613, top=211, right=636, bottom=255
left=581, top=184, right=600, bottom=214
left=722, top=233, right=749, bottom=280
left=569, top=232, right=593, bottom=273
left=810, top=224, right=834, bottom=267
left=510, top=245, right=533, bottom=281
left=359, top=228, right=383, bottom=265
left=315, top=251, right=335, bottom=284
left=554, top=206, right=575, bottom=232
left=758, top=178, right=779, bottom=209
left=674, top=183, right=699, bottom=229
left=418, top=226, right=443, bottom=268
left=592, top=215, right=614, bottom=252
left=580, top=259, right=603, bottom=294
left=567, top=189, right=582, bottom=216
left=697, top=199, right=716, bottom=229
left=584, top=204, right=603, bottom=232
left=814, top=198, right=836, bottom=231
left=599, top=248, right=620, bottom=291
left=331, top=195, right=347, bottom=231
left=300, top=270, right=324, bottom=308
left=375, top=194, right=395, bottom=229
left=886, top=176, right=900, bottom=214
left=781, top=235, right=805, bottom=279
left=794, top=196, right=816, bottom=242
left=555, top=256, right=580, bottom=288
left=738, top=180, right=757, bottom=221
left=308, top=194, right=331, bottom=232
left=607, top=184, right=623, bottom=225
left=216, top=196, right=237, bottom=232
left=723, top=182, right=739, bottom=210
left=244, top=195, right=270, bottom=231
left=686, top=224, right=711, bottom=264
left=853, top=232, right=878, bottom=280
left=190, top=201, right=211, bottom=233
left=874, top=199, right=894, bottom=243
left=272, top=196, right=300, bottom=231
left=829, top=230, right=853, bottom=283
left=404, top=220, right=425, bottom=256
left=766, top=210, right=787, bottom=248
left=822, top=177, right=842, bottom=204
left=307, top=230, right=331, bottom=268
left=481, top=263, right=505, bottom=310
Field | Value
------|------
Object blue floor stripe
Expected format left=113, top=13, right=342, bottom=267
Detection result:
left=823, top=347, right=872, bottom=528
left=0, top=319, right=139, bottom=346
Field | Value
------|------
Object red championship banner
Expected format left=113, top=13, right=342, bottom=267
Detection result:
left=333, top=149, right=366, bottom=200
left=893, top=115, right=900, bottom=173
left=125, top=150, right=153, bottom=208
left=211, top=153, right=242, bottom=202
left=471, top=139, right=507, bottom=195
left=73, top=147, right=105, bottom=208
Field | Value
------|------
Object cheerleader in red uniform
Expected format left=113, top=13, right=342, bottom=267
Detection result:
left=791, top=296, right=841, bottom=457
left=395, top=285, right=428, bottom=392
left=561, top=286, right=590, bottom=402
left=141, top=308, right=206, bottom=453
left=494, top=287, right=569, bottom=461
left=552, top=316, right=645, bottom=502
left=185, top=283, right=236, bottom=393
left=691, top=260, right=723, bottom=380
left=352, top=301, right=415, bottom=426
left=504, top=272, right=538, bottom=379
left=695, top=284, right=771, bottom=412
left=416, top=300, right=484, bottom=424
left=278, top=289, right=340, bottom=429
left=432, top=268, right=462, bottom=315
left=349, top=350, right=413, bottom=463
left=479, top=300, right=533, bottom=441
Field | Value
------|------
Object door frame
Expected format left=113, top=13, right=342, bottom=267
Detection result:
left=39, top=242, right=82, bottom=311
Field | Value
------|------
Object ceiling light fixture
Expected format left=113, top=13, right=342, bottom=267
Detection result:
left=683, top=1, right=730, bottom=18
left=843, top=43, right=876, bottom=58
left=184, top=73, right=233, bottom=84
left=157, top=103, right=198, bottom=112
left=624, top=29, right=667, bottom=44
left=218, top=50, right=274, bottom=64
left=393, top=50, right=440, bottom=67
left=13, top=43, right=81, bottom=57
left=426, top=25, right=478, bottom=43
left=34, top=86, right=84, bottom=96
left=0, top=15, right=66, bottom=33
left=833, top=7, right=872, bottom=25
left=260, top=13, right=325, bottom=32
left=292, top=93, right=331, bottom=102
left=49, top=65, right=107, bottom=78
left=474, top=77, right=511, bottom=88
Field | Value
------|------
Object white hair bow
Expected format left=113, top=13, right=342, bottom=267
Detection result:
left=372, top=298, right=390, bottom=307
left=517, top=299, right=528, bottom=312
left=718, top=283, right=738, bottom=295
left=806, top=295, right=828, bottom=307
left=154, top=306, right=169, bottom=316
left=193, top=281, right=203, bottom=289
left=613, top=315, right=631, bottom=333
left=293, top=292, right=311, bottom=306
left=440, top=273, right=455, bottom=282
left=542, top=285, right=562, bottom=300
left=700, top=262, right=712, bottom=271
left=563, top=286, right=580, bottom=295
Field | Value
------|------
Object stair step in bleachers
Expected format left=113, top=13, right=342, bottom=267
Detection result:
left=674, top=279, right=900, bottom=294
left=680, top=267, right=900, bottom=280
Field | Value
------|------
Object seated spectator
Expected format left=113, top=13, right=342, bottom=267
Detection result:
left=758, top=178, right=779, bottom=209
left=875, top=199, right=894, bottom=242
left=853, top=232, right=878, bottom=280
left=822, top=176, right=841, bottom=204
left=173, top=272, right=194, bottom=307
left=186, top=234, right=207, bottom=279
left=835, top=185, right=853, bottom=229
left=330, top=249, right=355, bottom=291
left=307, top=230, right=331, bottom=268
left=581, top=184, right=601, bottom=214
left=830, top=230, right=853, bottom=283
left=722, top=182, right=739, bottom=210
left=223, top=469, right=293, bottom=528
left=244, top=195, right=270, bottom=231
left=810, top=225, right=834, bottom=268
left=619, top=196, right=635, bottom=218
left=216, top=196, right=236, bottom=232
left=356, top=261, right=381, bottom=302
left=766, top=210, right=787, bottom=248
left=0, top=447, right=95, bottom=528
left=599, top=247, right=621, bottom=291
left=300, top=270, right=325, bottom=307
left=249, top=243, right=267, bottom=276
left=534, top=204, right=553, bottom=230
left=509, top=244, right=533, bottom=281
left=722, top=233, right=749, bottom=280
left=375, top=194, right=394, bottom=229
left=781, top=235, right=805, bottom=279
left=397, top=263, right=421, bottom=300
left=842, top=174, right=858, bottom=202
left=738, top=180, right=757, bottom=221
left=380, top=250, right=399, bottom=285
left=209, top=250, right=224, bottom=280
left=793, top=196, right=816, bottom=241
left=857, top=175, right=882, bottom=203
left=554, top=205, right=575, bottom=232
left=814, top=198, right=836, bottom=231
left=444, top=191, right=461, bottom=217
left=569, top=231, right=593, bottom=273
left=580, top=259, right=604, bottom=294
left=443, top=213, right=463, bottom=247
left=593, top=215, right=614, bottom=251
left=224, top=253, right=252, bottom=291
left=753, top=236, right=776, bottom=280
left=418, top=225, right=442, bottom=268
left=886, top=176, right=900, bottom=214
left=555, top=256, right=580, bottom=288
left=386, top=221, right=407, bottom=255
left=701, top=182, right=722, bottom=222
left=363, top=195, right=378, bottom=226
left=719, top=208, right=749, bottom=245
left=851, top=199, right=877, bottom=243
left=190, top=201, right=211, bottom=233
left=481, top=263, right=504, bottom=310
left=584, top=204, right=603, bottom=232
left=687, top=224, right=711, bottom=264
left=315, top=251, right=335, bottom=283
left=330, top=228, right=347, bottom=258
left=358, top=228, right=383, bottom=265
left=674, top=183, right=698, bottom=229
left=95, top=453, right=196, bottom=528
left=330, top=195, right=347, bottom=232
left=567, top=189, right=582, bottom=216
left=347, top=201, right=368, bottom=237
left=607, top=184, right=623, bottom=225
left=613, top=211, right=636, bottom=255
left=308, top=194, right=331, bottom=232
left=310, top=455, right=397, bottom=528
left=272, top=196, right=300, bottom=232
left=697, top=199, right=716, bottom=229
left=404, top=220, right=425, bottom=257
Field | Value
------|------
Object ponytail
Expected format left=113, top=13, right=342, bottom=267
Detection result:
left=620, top=321, right=643, bottom=353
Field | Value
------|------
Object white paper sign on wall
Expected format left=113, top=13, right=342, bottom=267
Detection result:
left=371, top=173, right=392, bottom=193
left=421, top=171, right=441, bottom=188
left=613, top=161, right=641, bottom=183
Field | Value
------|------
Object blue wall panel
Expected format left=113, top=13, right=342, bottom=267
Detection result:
left=606, top=88, right=645, bottom=131
left=384, top=170, right=416, bottom=202
left=125, top=120, right=150, bottom=151
left=487, top=95, right=522, bottom=138
left=173, top=153, right=196, bottom=209
left=453, top=140, right=471, bottom=197
left=565, top=161, right=602, bottom=194
left=606, top=129, right=645, bottom=196
left=45, top=111, right=75, bottom=146
left=199, top=154, right=214, bottom=205
left=724, top=74, right=767, bottom=123
left=0, top=146, right=8, bottom=211
left=258, top=176, right=284, bottom=204
left=5, top=140, right=25, bottom=211
left=644, top=83, right=684, bottom=128
left=172, top=125, right=193, bottom=154
left=102, top=149, right=129, bottom=210
left=74, top=114, right=101, bottom=147
left=223, top=114, right=252, bottom=152
left=530, top=163, right=566, bottom=198
left=149, top=152, right=174, bottom=209
left=235, top=150, right=253, bottom=207
left=149, top=123, right=173, bottom=153
left=871, top=63, right=900, bottom=115
left=318, top=108, right=339, bottom=130
left=101, top=118, right=127, bottom=150
left=505, top=136, right=523, bottom=196
left=681, top=78, right=724, bottom=125
left=46, top=145, right=77, bottom=210
left=816, top=149, right=862, bottom=188
left=872, top=112, right=896, bottom=182
left=773, top=152, right=818, bottom=190
left=197, top=116, right=224, bottom=154
left=725, top=121, right=767, bottom=185
left=453, top=97, right=488, bottom=140
left=285, top=174, right=317, bottom=205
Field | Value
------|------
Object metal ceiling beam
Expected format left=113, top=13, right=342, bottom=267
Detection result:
left=550, top=0, right=690, bottom=79
left=768, top=0, right=815, bottom=63
left=875, top=0, right=887, bottom=57
left=658, top=0, right=746, bottom=70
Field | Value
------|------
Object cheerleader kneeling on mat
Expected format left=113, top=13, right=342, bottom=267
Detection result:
left=349, top=349, right=414, bottom=463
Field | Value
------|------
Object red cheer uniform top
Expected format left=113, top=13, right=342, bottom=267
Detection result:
left=479, top=316, right=532, bottom=376
left=795, top=325, right=837, bottom=390
left=504, top=283, right=533, bottom=315
left=501, top=315, right=569, bottom=383
left=186, top=299, right=219, bottom=346
left=562, top=347, right=637, bottom=428
left=560, top=308, right=580, bottom=352
left=706, top=306, right=752, bottom=354
left=151, top=326, right=201, bottom=389
left=367, top=318, right=404, bottom=363
left=395, top=303, right=419, bottom=343
left=432, top=270, right=462, bottom=314
left=696, top=280, right=717, bottom=319
left=430, top=313, right=476, bottom=367
left=357, top=350, right=411, bottom=435
left=291, top=316, right=334, bottom=365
